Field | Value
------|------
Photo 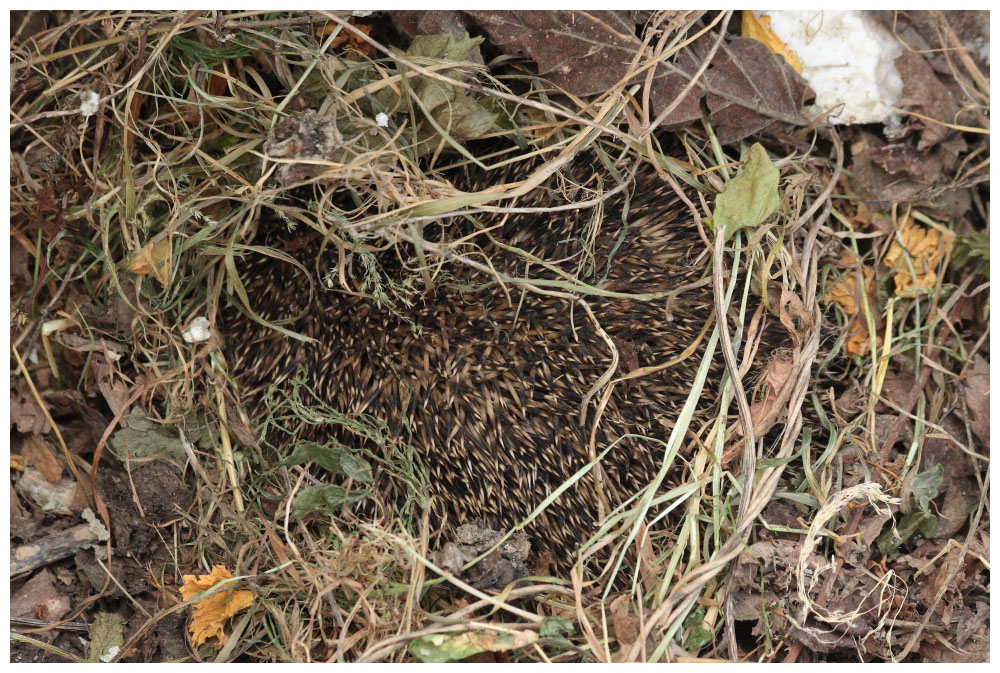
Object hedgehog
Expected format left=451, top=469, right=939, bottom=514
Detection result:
left=224, top=151, right=793, bottom=568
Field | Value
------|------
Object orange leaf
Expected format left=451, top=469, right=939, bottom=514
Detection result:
left=824, top=253, right=878, bottom=356
left=742, top=11, right=803, bottom=74
left=844, top=315, right=871, bottom=357
left=884, top=216, right=954, bottom=295
left=126, top=237, right=172, bottom=285
left=181, top=565, right=254, bottom=648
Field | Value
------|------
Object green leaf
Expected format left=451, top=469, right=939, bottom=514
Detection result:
left=280, top=442, right=345, bottom=473
left=406, top=34, right=452, bottom=59
left=110, top=407, right=187, bottom=474
left=338, top=451, right=373, bottom=482
left=712, top=143, right=781, bottom=240
left=876, top=510, right=933, bottom=556
left=292, top=484, right=369, bottom=517
left=170, top=35, right=252, bottom=67
left=406, top=33, right=483, bottom=62
left=409, top=630, right=535, bottom=663
left=539, top=616, right=574, bottom=639
left=410, top=633, right=483, bottom=663
left=280, top=442, right=373, bottom=482
left=436, top=96, right=496, bottom=140
left=917, top=512, right=939, bottom=538
left=952, top=232, right=989, bottom=278
left=911, top=463, right=943, bottom=512
left=418, top=79, right=455, bottom=114
left=684, top=624, right=713, bottom=651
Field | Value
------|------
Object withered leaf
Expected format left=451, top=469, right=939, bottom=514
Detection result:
left=466, top=11, right=811, bottom=143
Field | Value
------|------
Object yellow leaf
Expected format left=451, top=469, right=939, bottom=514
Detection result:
left=126, top=236, right=172, bottom=285
left=181, top=565, right=254, bottom=648
left=742, top=11, right=803, bottom=74
left=884, top=216, right=954, bottom=295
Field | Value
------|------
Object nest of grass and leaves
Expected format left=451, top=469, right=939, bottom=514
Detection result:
left=11, top=9, right=988, bottom=663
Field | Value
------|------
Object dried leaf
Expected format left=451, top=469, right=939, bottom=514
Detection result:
left=86, top=612, right=126, bottom=662
left=884, top=216, right=954, bottom=294
left=11, top=394, right=52, bottom=435
left=826, top=274, right=860, bottom=315
left=776, top=287, right=812, bottom=344
left=467, top=11, right=812, bottom=143
left=741, top=11, right=802, bottom=73
left=610, top=594, right=641, bottom=650
left=11, top=569, right=70, bottom=622
left=180, top=565, right=255, bottom=648
left=91, top=354, right=131, bottom=419
left=962, top=354, right=989, bottom=446
left=21, top=435, right=63, bottom=484
left=127, top=236, right=172, bottom=285
left=748, top=354, right=794, bottom=430
left=318, top=19, right=376, bottom=58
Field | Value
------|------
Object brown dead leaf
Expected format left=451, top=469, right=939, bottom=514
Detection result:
left=466, top=11, right=812, bottom=143
left=884, top=215, right=954, bottom=295
left=317, top=18, right=376, bottom=57
left=741, top=11, right=802, bottom=73
left=894, top=48, right=962, bottom=151
left=78, top=296, right=138, bottom=338
left=880, top=369, right=917, bottom=412
left=180, top=565, right=254, bottom=648
left=848, top=131, right=927, bottom=204
left=91, top=354, right=131, bottom=419
left=10, top=569, right=70, bottom=621
left=610, top=593, right=641, bottom=651
left=776, top=288, right=812, bottom=345
left=21, top=435, right=63, bottom=483
left=11, top=394, right=52, bottom=435
left=748, top=353, right=793, bottom=430
left=127, top=236, right=172, bottom=285
left=961, top=354, right=989, bottom=447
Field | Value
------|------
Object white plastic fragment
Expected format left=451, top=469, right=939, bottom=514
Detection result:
left=375, top=112, right=389, bottom=127
left=182, top=316, right=212, bottom=343
left=100, top=646, right=120, bottom=663
left=79, top=91, right=100, bottom=118
left=757, top=10, right=904, bottom=125
left=82, top=507, right=111, bottom=542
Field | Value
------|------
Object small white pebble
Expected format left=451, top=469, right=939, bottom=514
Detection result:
left=100, top=645, right=120, bottom=663
left=182, top=316, right=212, bottom=343
left=79, top=91, right=100, bottom=118
left=375, top=112, right=389, bottom=128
